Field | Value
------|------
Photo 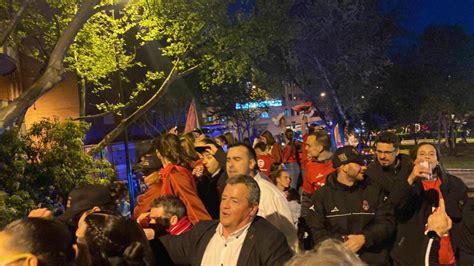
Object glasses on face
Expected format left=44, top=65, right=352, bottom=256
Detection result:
left=375, top=150, right=395, bottom=155
left=0, top=253, right=34, bottom=266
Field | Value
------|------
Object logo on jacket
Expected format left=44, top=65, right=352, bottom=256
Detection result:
left=330, top=206, right=339, bottom=213
left=362, top=200, right=369, bottom=211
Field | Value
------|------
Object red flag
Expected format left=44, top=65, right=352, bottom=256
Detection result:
left=184, top=98, right=200, bottom=133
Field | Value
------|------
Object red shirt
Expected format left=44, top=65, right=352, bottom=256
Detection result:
left=257, top=154, right=275, bottom=177
left=282, top=145, right=297, bottom=163
left=422, top=178, right=455, bottom=265
left=302, top=160, right=335, bottom=194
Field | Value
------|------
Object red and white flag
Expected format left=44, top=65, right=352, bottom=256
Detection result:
left=184, top=98, right=200, bottom=133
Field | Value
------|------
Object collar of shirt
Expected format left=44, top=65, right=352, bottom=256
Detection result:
left=211, top=168, right=222, bottom=178
left=217, top=221, right=252, bottom=241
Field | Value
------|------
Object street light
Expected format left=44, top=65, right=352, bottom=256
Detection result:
left=320, top=92, right=326, bottom=97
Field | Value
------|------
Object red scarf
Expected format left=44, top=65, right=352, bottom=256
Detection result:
left=168, top=216, right=193, bottom=235
left=160, top=164, right=195, bottom=195
left=422, top=178, right=455, bottom=265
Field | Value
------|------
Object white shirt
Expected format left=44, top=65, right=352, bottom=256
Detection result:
left=201, top=222, right=251, bottom=266
left=254, top=172, right=298, bottom=251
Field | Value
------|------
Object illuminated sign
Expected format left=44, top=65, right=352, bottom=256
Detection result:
left=235, top=100, right=283, bottom=110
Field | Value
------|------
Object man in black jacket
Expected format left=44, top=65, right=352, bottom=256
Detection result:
left=150, top=174, right=293, bottom=266
left=365, top=131, right=413, bottom=196
left=307, top=146, right=395, bottom=265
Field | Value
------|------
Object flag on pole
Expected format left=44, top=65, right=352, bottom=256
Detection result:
left=184, top=98, right=200, bottom=133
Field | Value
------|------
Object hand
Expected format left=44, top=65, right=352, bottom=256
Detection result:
left=144, top=172, right=160, bottom=186
left=168, top=126, right=178, bottom=135
left=136, top=212, right=150, bottom=224
left=192, top=165, right=204, bottom=177
left=252, top=137, right=261, bottom=148
left=76, top=209, right=98, bottom=239
left=344, top=234, right=366, bottom=253
left=206, top=144, right=218, bottom=155
left=427, top=198, right=452, bottom=236
left=28, top=208, right=53, bottom=219
left=407, top=159, right=432, bottom=185
left=143, top=228, right=155, bottom=240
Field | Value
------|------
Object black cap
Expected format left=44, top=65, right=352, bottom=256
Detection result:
left=57, top=184, right=113, bottom=222
left=332, top=146, right=366, bottom=168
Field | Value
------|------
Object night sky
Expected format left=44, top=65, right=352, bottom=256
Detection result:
left=397, top=0, right=474, bottom=34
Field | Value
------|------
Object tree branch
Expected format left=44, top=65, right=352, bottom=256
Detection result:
left=88, top=63, right=180, bottom=155
left=177, top=63, right=202, bottom=78
left=0, top=0, right=103, bottom=133
left=0, top=0, right=32, bottom=46
left=72, top=111, right=114, bottom=121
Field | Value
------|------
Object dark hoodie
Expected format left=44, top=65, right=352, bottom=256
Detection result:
left=307, top=173, right=395, bottom=265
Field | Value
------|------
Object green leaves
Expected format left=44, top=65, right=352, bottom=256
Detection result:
left=0, top=119, right=114, bottom=226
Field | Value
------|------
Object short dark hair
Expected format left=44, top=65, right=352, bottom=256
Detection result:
left=228, top=143, right=257, bottom=162
left=374, top=131, right=401, bottom=149
left=215, top=135, right=227, bottom=144
left=226, top=175, right=260, bottom=206
left=2, top=218, right=75, bottom=266
left=309, top=130, right=332, bottom=151
left=228, top=143, right=258, bottom=171
left=150, top=195, right=186, bottom=219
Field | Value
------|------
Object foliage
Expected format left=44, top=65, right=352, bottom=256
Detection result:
left=364, top=25, right=474, bottom=131
left=0, top=119, right=114, bottom=227
left=287, top=0, right=394, bottom=125
left=202, top=82, right=271, bottom=139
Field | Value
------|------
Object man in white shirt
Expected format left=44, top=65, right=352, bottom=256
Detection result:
left=226, top=143, right=299, bottom=251
left=151, top=175, right=293, bottom=266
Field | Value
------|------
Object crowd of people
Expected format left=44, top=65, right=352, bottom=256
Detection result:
left=1, top=117, right=473, bottom=266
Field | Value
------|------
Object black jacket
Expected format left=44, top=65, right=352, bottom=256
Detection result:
left=196, top=148, right=228, bottom=219
left=151, top=216, right=293, bottom=266
left=366, top=153, right=413, bottom=196
left=389, top=173, right=468, bottom=266
left=307, top=173, right=395, bottom=265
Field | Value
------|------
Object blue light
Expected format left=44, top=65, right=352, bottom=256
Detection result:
left=235, top=100, right=283, bottom=110
left=260, top=112, right=269, bottom=119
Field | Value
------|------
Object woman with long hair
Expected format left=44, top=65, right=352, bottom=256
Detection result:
left=390, top=142, right=468, bottom=265
left=269, top=163, right=301, bottom=226
left=76, top=212, right=155, bottom=266
left=260, top=130, right=283, bottom=163
left=282, top=129, right=301, bottom=189
left=154, top=133, right=211, bottom=224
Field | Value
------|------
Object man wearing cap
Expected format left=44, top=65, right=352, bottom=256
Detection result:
left=306, top=146, right=395, bottom=265
left=57, top=184, right=118, bottom=232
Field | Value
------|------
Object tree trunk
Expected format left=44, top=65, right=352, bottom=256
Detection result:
left=0, top=0, right=101, bottom=133
left=78, top=77, right=86, bottom=117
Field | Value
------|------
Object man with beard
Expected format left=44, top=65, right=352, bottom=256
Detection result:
left=306, top=146, right=395, bottom=265
left=365, top=131, right=413, bottom=195
left=145, top=195, right=192, bottom=239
